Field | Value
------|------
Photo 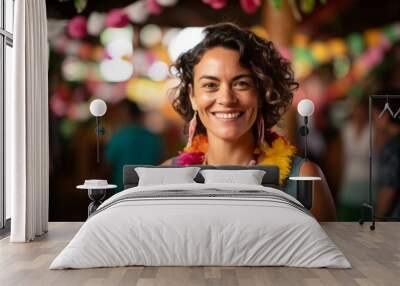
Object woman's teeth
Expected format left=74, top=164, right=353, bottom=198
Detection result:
left=213, top=112, right=242, bottom=119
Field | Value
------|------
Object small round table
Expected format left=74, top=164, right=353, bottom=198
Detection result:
left=289, top=176, right=321, bottom=210
left=77, top=183, right=117, bottom=217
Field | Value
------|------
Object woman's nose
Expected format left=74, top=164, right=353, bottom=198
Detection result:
left=216, top=85, right=238, bottom=105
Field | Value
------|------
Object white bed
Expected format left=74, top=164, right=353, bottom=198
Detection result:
left=50, top=183, right=350, bottom=269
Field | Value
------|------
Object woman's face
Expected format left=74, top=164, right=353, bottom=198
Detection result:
left=189, top=47, right=259, bottom=142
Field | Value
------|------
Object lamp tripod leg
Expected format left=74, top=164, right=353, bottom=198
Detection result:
left=359, top=203, right=375, bottom=231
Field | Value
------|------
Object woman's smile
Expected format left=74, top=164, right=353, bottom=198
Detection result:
left=210, top=111, right=245, bottom=121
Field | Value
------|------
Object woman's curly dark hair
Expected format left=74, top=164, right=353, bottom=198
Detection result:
left=169, top=22, right=299, bottom=140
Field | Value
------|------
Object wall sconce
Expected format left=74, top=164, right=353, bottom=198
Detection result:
left=89, top=99, right=107, bottom=164
left=291, top=99, right=319, bottom=210
left=297, top=99, right=315, bottom=161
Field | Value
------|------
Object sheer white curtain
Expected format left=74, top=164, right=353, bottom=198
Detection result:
left=6, top=0, right=49, bottom=242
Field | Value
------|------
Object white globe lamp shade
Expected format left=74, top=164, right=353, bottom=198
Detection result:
left=90, top=99, right=107, bottom=117
left=156, top=0, right=179, bottom=6
left=297, top=99, right=315, bottom=117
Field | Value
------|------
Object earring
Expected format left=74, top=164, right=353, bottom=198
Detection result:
left=186, top=111, right=197, bottom=148
left=257, top=115, right=265, bottom=146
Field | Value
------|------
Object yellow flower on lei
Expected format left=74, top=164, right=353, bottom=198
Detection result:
left=256, top=137, right=297, bottom=185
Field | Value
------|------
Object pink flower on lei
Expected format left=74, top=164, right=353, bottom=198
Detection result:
left=175, top=151, right=205, bottom=166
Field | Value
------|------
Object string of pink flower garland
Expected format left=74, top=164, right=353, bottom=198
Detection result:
left=68, top=0, right=262, bottom=38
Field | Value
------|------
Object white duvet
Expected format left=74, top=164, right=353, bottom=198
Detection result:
left=50, top=183, right=351, bottom=269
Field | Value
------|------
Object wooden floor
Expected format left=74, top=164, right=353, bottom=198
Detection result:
left=0, top=222, right=399, bottom=286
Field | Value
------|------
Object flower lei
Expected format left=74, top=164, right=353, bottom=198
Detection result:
left=175, top=131, right=297, bottom=185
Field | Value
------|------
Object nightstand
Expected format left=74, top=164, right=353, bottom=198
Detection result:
left=289, top=176, right=321, bottom=210
left=77, top=180, right=117, bottom=217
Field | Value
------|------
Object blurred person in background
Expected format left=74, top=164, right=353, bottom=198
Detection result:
left=105, top=99, right=164, bottom=193
left=296, top=65, right=334, bottom=167
left=296, top=78, right=326, bottom=167
left=371, top=42, right=400, bottom=218
left=337, top=95, right=370, bottom=221
left=298, top=65, right=343, bottom=202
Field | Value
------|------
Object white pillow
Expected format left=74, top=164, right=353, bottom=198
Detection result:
left=135, top=167, right=201, bottom=186
left=200, top=169, right=266, bottom=185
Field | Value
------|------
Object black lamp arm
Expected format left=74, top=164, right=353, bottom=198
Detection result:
left=298, top=116, right=309, bottom=161
left=304, top=116, right=308, bottom=161
left=95, top=117, right=105, bottom=164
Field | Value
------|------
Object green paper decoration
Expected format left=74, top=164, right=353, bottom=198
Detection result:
left=74, top=0, right=88, bottom=13
left=347, top=33, right=364, bottom=56
left=349, top=84, right=363, bottom=101
left=333, top=56, right=350, bottom=78
left=383, top=25, right=397, bottom=42
left=300, top=0, right=316, bottom=13
left=294, top=47, right=317, bottom=66
left=60, top=119, right=79, bottom=139
left=269, top=0, right=283, bottom=9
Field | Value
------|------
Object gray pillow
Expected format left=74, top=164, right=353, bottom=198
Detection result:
left=200, top=169, right=266, bottom=185
left=135, top=167, right=201, bottom=186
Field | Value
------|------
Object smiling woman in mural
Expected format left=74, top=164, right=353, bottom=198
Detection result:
left=162, top=22, right=336, bottom=221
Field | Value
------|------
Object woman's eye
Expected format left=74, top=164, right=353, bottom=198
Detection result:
left=234, top=81, right=251, bottom=88
left=203, top=83, right=218, bottom=88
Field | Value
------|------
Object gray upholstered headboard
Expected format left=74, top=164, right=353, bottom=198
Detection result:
left=123, top=165, right=280, bottom=189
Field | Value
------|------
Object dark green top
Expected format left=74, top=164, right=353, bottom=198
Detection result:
left=106, top=124, right=163, bottom=193
left=283, top=156, right=305, bottom=197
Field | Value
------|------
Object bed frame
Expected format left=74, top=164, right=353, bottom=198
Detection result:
left=123, top=165, right=280, bottom=190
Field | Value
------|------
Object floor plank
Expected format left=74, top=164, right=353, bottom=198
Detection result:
left=0, top=222, right=399, bottom=286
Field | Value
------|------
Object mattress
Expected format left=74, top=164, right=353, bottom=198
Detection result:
left=50, top=183, right=351, bottom=269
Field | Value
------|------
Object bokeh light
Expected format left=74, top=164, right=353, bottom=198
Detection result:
left=168, top=27, right=205, bottom=61
left=147, top=60, right=169, bottom=81
left=62, top=57, right=87, bottom=81
left=140, top=24, right=163, bottom=47
left=100, top=26, right=134, bottom=46
left=106, top=38, right=133, bottom=59
left=99, top=59, right=134, bottom=82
